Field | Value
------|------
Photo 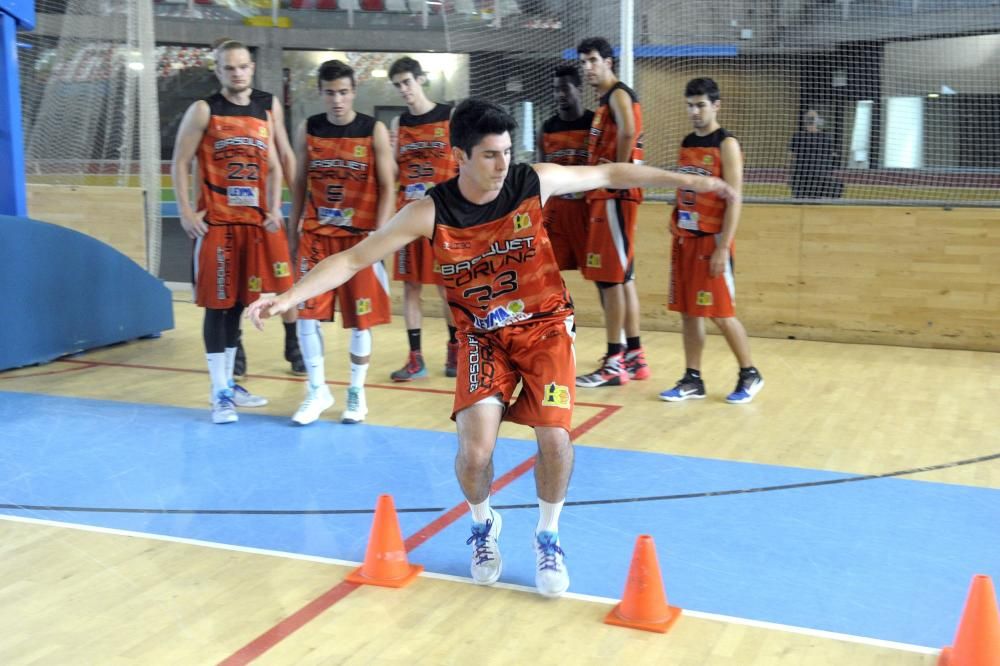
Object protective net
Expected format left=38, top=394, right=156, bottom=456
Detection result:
left=17, top=0, right=162, bottom=274
left=441, top=0, right=1000, bottom=205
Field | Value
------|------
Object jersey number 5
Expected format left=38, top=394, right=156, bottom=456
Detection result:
left=326, top=184, right=345, bottom=202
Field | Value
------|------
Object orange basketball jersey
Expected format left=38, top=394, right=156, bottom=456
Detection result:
left=586, top=81, right=644, bottom=202
left=197, top=90, right=273, bottom=226
left=396, top=103, right=457, bottom=209
left=541, top=111, right=593, bottom=200
left=302, top=113, right=380, bottom=236
left=672, top=127, right=736, bottom=237
left=428, top=163, right=572, bottom=333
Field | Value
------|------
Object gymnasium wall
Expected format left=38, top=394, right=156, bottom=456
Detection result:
left=560, top=203, right=1000, bottom=352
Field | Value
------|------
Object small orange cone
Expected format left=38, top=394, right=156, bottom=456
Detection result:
left=939, top=574, right=1000, bottom=666
left=345, top=494, right=423, bottom=588
left=604, top=535, right=682, bottom=633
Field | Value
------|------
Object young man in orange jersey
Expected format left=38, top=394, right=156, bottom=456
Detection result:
left=287, top=60, right=395, bottom=425
left=537, top=64, right=593, bottom=275
left=387, top=56, right=459, bottom=381
left=205, top=39, right=305, bottom=381
left=247, top=99, right=735, bottom=596
left=575, top=37, right=649, bottom=388
left=171, top=40, right=292, bottom=424
left=659, top=77, right=764, bottom=404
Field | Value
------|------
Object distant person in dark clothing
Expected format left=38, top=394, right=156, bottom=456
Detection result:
left=788, top=109, right=843, bottom=199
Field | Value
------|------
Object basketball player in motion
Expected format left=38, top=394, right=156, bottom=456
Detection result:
left=387, top=56, right=460, bottom=381
left=247, top=99, right=735, bottom=596
left=537, top=64, right=593, bottom=278
left=287, top=60, right=395, bottom=425
left=660, top=78, right=764, bottom=404
left=170, top=39, right=292, bottom=423
left=575, top=36, right=650, bottom=388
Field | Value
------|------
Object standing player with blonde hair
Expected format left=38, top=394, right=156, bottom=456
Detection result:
left=170, top=39, right=292, bottom=423
left=204, top=39, right=305, bottom=381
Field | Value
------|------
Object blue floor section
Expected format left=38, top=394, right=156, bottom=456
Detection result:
left=1, top=390, right=998, bottom=647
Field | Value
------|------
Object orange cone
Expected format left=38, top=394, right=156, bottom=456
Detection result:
left=939, top=574, right=1000, bottom=666
left=604, top=535, right=682, bottom=633
left=345, top=494, right=423, bottom=588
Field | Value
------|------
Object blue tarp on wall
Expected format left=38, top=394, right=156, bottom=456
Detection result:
left=0, top=215, right=174, bottom=370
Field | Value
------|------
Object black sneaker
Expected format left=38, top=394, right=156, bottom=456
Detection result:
left=659, top=373, right=706, bottom=402
left=726, top=368, right=764, bottom=404
left=285, top=339, right=306, bottom=376
left=233, top=333, right=247, bottom=380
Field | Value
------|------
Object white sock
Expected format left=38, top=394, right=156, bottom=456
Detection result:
left=349, top=361, right=369, bottom=389
left=536, top=498, right=564, bottom=534
left=207, top=352, right=229, bottom=397
left=297, top=319, right=326, bottom=389
left=468, top=498, right=492, bottom=524
left=224, top=347, right=236, bottom=385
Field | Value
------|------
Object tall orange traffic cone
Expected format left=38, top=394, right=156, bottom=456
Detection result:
left=345, top=494, right=423, bottom=588
left=604, top=535, right=682, bottom=633
left=939, top=574, right=1000, bottom=666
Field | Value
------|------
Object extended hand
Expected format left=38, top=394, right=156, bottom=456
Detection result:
left=702, top=177, right=740, bottom=202
left=245, top=293, right=289, bottom=331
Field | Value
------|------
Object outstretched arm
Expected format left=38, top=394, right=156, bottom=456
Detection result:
left=246, top=197, right=436, bottom=329
left=533, top=161, right=738, bottom=207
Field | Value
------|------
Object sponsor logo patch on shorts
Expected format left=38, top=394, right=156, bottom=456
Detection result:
left=248, top=275, right=262, bottom=292
left=272, top=261, right=290, bottom=278
left=696, top=290, right=713, bottom=306
left=542, top=382, right=571, bottom=409
left=356, top=298, right=372, bottom=315
left=586, top=253, right=602, bottom=268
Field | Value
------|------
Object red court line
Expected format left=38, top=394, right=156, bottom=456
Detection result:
left=58, top=358, right=614, bottom=407
left=0, top=363, right=98, bottom=380
left=218, top=402, right=620, bottom=665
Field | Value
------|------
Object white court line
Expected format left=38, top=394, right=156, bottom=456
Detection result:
left=0, top=513, right=940, bottom=656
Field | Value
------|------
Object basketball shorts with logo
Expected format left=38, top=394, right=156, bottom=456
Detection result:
left=452, top=316, right=576, bottom=432
left=393, top=236, right=443, bottom=285
left=667, top=234, right=736, bottom=318
left=194, top=223, right=294, bottom=309
left=581, top=198, right=639, bottom=284
left=296, top=230, right=392, bottom=329
left=542, top=196, right=588, bottom=271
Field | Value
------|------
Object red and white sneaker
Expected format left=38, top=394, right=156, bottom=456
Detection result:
left=575, top=352, right=629, bottom=388
left=623, top=348, right=651, bottom=380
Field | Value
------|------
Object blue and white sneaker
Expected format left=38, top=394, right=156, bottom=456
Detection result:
left=231, top=382, right=268, bottom=408
left=659, top=373, right=706, bottom=402
left=726, top=368, right=764, bottom=404
left=534, top=531, right=569, bottom=597
left=212, top=389, right=238, bottom=424
left=467, top=510, right=502, bottom=585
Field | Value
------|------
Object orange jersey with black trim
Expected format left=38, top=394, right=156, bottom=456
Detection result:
left=429, top=163, right=572, bottom=333
left=671, top=127, right=736, bottom=237
left=302, top=113, right=380, bottom=236
left=396, top=103, right=457, bottom=209
left=197, top=90, right=273, bottom=226
left=540, top=111, right=593, bottom=200
left=586, top=81, right=643, bottom=202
